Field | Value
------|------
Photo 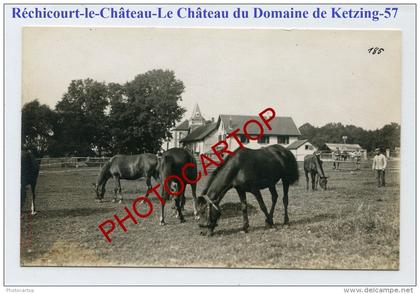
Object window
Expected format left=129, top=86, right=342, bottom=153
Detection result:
left=240, top=135, right=249, bottom=144
left=305, top=144, right=314, bottom=150
left=277, top=136, right=289, bottom=144
left=258, top=135, right=269, bottom=144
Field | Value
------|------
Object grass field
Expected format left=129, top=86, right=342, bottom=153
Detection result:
left=20, top=160, right=400, bottom=269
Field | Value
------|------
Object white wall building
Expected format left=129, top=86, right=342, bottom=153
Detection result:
left=287, top=139, right=317, bottom=161
left=180, top=114, right=301, bottom=155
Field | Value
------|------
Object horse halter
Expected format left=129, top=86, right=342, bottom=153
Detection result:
left=203, top=195, right=220, bottom=211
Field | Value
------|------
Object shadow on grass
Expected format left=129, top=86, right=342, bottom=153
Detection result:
left=28, top=207, right=116, bottom=218
left=290, top=213, right=337, bottom=226
left=214, top=223, right=279, bottom=236
left=219, top=202, right=257, bottom=219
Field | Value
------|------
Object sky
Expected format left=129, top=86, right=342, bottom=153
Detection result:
left=22, top=27, right=401, bottom=130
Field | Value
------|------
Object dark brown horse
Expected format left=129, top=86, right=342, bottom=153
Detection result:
left=21, top=151, right=39, bottom=215
left=303, top=153, right=327, bottom=190
left=94, top=154, right=159, bottom=203
left=196, top=145, right=299, bottom=236
left=158, top=148, right=198, bottom=225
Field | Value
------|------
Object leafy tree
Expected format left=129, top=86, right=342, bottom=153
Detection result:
left=299, top=122, right=400, bottom=152
left=21, top=100, right=57, bottom=157
left=55, top=79, right=109, bottom=156
left=109, top=69, right=186, bottom=154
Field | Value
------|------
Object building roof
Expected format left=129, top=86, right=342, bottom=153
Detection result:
left=219, top=115, right=301, bottom=136
left=324, top=143, right=362, bottom=151
left=174, top=120, right=189, bottom=131
left=287, top=139, right=309, bottom=150
left=191, top=103, right=204, bottom=120
left=180, top=122, right=218, bottom=143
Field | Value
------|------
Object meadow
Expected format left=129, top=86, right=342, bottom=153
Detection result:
left=20, top=160, right=400, bottom=269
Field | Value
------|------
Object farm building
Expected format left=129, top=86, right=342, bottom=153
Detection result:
left=162, top=103, right=209, bottom=151
left=180, top=113, right=301, bottom=155
left=179, top=122, right=218, bottom=155
left=320, top=143, right=367, bottom=160
left=287, top=139, right=317, bottom=161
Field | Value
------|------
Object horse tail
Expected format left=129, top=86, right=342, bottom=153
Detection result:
left=286, top=149, right=299, bottom=185
left=159, top=154, right=177, bottom=184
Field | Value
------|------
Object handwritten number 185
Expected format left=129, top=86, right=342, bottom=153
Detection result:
left=368, top=47, right=384, bottom=55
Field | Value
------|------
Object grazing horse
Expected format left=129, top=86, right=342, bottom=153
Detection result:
left=158, top=148, right=198, bottom=225
left=21, top=151, right=39, bottom=215
left=304, top=153, right=328, bottom=191
left=196, top=145, right=299, bottom=236
left=94, top=154, right=159, bottom=203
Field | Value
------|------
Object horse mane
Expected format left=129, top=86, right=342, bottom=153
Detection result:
left=202, top=150, right=238, bottom=195
left=97, top=159, right=112, bottom=185
left=314, top=154, right=326, bottom=177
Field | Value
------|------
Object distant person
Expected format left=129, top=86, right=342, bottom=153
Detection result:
left=332, top=147, right=341, bottom=170
left=372, top=148, right=387, bottom=187
left=354, top=149, right=362, bottom=170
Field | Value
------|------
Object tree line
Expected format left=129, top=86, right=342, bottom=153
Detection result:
left=22, top=69, right=400, bottom=157
left=22, top=69, right=186, bottom=157
left=299, top=122, right=400, bottom=153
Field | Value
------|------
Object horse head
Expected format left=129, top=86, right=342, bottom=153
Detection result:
left=196, top=195, right=221, bottom=236
left=319, top=176, right=328, bottom=190
left=92, top=182, right=105, bottom=201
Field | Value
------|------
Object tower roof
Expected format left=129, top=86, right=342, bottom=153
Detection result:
left=191, top=103, right=204, bottom=121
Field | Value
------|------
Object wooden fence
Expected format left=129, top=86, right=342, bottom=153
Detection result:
left=38, top=157, right=110, bottom=169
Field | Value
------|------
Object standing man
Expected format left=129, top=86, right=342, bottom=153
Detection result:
left=333, top=147, right=341, bottom=170
left=354, top=148, right=362, bottom=170
left=372, top=148, right=387, bottom=187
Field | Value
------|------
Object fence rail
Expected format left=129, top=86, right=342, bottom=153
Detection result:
left=38, top=157, right=110, bottom=169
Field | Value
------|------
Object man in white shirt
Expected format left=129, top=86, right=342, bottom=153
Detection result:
left=372, top=148, right=387, bottom=187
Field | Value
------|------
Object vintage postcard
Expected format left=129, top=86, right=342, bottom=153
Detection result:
left=20, top=27, right=400, bottom=270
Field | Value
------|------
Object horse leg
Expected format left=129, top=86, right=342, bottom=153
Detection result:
left=30, top=183, right=37, bottom=215
left=21, top=186, right=26, bottom=213
left=117, top=177, right=123, bottom=203
left=112, top=175, right=119, bottom=203
left=305, top=171, right=309, bottom=190
left=160, top=203, right=166, bottom=225
left=268, top=185, right=278, bottom=220
left=175, top=196, right=185, bottom=223
left=315, top=174, right=319, bottom=190
left=145, top=176, right=152, bottom=196
left=252, top=189, right=273, bottom=227
left=311, top=172, right=316, bottom=190
left=283, top=181, right=290, bottom=225
left=236, top=188, right=249, bottom=233
left=191, top=183, right=199, bottom=219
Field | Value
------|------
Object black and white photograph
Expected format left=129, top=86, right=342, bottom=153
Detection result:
left=20, top=27, right=401, bottom=270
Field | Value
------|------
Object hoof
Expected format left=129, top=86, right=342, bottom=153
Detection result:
left=194, top=215, right=200, bottom=221
left=180, top=218, right=186, bottom=223
left=118, top=199, right=123, bottom=204
left=265, top=219, right=274, bottom=228
left=160, top=221, right=166, bottom=226
left=95, top=199, right=103, bottom=203
left=31, top=211, right=37, bottom=216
